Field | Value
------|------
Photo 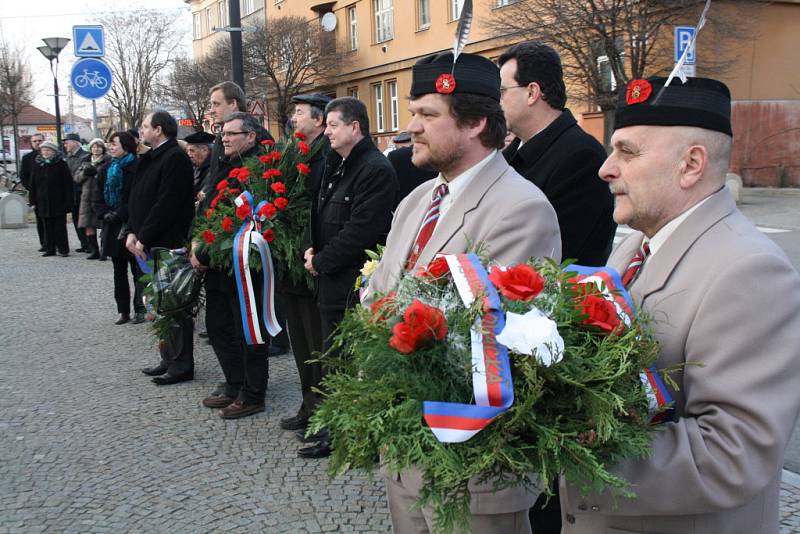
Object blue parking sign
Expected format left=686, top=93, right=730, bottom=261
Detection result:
left=71, top=58, right=112, bottom=100
left=675, top=26, right=696, bottom=64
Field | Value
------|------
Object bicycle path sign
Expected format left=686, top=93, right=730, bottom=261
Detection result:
left=71, top=58, right=112, bottom=100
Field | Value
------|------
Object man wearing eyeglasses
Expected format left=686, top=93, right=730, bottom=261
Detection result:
left=499, top=41, right=614, bottom=269
left=20, top=133, right=47, bottom=251
left=191, top=112, right=275, bottom=420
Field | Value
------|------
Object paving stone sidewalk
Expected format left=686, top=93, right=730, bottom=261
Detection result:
left=1, top=224, right=799, bottom=533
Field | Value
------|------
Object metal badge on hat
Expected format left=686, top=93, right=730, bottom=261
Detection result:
left=651, top=0, right=712, bottom=104
left=436, top=0, right=474, bottom=95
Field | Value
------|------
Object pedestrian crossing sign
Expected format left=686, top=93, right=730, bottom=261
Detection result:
left=72, top=25, right=105, bottom=58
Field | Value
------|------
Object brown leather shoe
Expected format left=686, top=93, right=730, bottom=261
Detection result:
left=218, top=400, right=265, bottom=420
left=202, top=394, right=236, bottom=409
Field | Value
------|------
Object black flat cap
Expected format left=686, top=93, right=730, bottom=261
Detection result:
left=292, top=93, right=332, bottom=111
left=614, top=77, right=732, bottom=136
left=184, top=131, right=215, bottom=144
left=411, top=52, right=500, bottom=101
left=63, top=133, right=81, bottom=142
left=392, top=131, right=411, bottom=143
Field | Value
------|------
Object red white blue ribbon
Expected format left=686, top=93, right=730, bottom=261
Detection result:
left=232, top=191, right=282, bottom=345
left=422, top=253, right=514, bottom=443
left=566, top=265, right=674, bottom=424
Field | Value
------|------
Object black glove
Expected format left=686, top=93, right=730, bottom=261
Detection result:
left=83, top=166, right=97, bottom=177
left=104, top=211, right=120, bottom=223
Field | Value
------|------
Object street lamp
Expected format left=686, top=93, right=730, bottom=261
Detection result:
left=37, top=37, right=70, bottom=148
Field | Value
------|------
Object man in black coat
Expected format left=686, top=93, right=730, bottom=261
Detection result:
left=191, top=112, right=274, bottom=421
left=184, top=131, right=214, bottom=199
left=386, top=131, right=437, bottom=204
left=301, top=97, right=399, bottom=458
left=20, top=133, right=46, bottom=250
left=63, top=133, right=89, bottom=252
left=278, top=93, right=331, bottom=435
left=499, top=42, right=614, bottom=268
left=126, top=111, right=196, bottom=385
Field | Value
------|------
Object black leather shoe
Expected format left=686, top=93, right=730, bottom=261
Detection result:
left=295, top=428, right=328, bottom=443
left=298, top=440, right=331, bottom=459
left=268, top=345, right=289, bottom=357
left=75, top=247, right=87, bottom=253
left=280, top=414, right=309, bottom=431
left=141, top=364, right=168, bottom=376
left=152, top=372, right=193, bottom=385
left=38, top=247, right=46, bottom=252
left=115, top=314, right=131, bottom=325
left=42, top=252, right=55, bottom=257
left=131, top=313, right=146, bottom=324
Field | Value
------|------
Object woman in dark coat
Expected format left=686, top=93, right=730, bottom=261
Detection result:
left=29, top=142, right=74, bottom=257
left=92, top=131, right=145, bottom=325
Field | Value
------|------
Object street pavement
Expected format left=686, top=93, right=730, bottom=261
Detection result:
left=1, top=187, right=799, bottom=533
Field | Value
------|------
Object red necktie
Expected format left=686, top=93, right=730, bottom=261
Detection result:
left=621, top=241, right=651, bottom=287
left=405, top=183, right=449, bottom=271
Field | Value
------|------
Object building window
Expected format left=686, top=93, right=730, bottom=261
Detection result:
left=373, top=0, right=394, bottom=43
left=450, top=0, right=464, bottom=21
left=417, top=0, right=430, bottom=29
left=206, top=7, right=215, bottom=32
left=348, top=6, right=358, bottom=51
left=388, top=80, right=398, bottom=131
left=193, top=13, right=202, bottom=39
left=597, top=56, right=616, bottom=91
left=496, top=0, right=517, bottom=6
left=218, top=0, right=229, bottom=27
left=373, top=83, right=384, bottom=133
left=348, top=86, right=359, bottom=99
left=241, top=0, right=255, bottom=16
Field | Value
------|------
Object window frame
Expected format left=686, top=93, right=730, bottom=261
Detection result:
left=388, top=80, right=399, bottom=132
left=193, top=12, right=202, bottom=39
left=348, top=6, right=358, bottom=51
left=372, top=83, right=385, bottom=133
left=417, top=0, right=430, bottom=30
left=373, top=0, right=394, bottom=43
left=450, top=0, right=464, bottom=21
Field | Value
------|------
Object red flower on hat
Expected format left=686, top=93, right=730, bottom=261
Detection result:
left=626, top=79, right=652, bottom=105
left=435, top=73, right=456, bottom=95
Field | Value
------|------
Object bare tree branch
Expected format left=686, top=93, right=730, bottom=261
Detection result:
left=0, top=38, right=34, bottom=164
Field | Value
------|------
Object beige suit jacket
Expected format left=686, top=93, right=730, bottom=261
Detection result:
left=367, top=151, right=561, bottom=299
left=560, top=188, right=800, bottom=533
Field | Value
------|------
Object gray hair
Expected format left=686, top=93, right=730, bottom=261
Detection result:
left=223, top=112, right=261, bottom=134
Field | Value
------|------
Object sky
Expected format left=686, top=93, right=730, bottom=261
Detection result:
left=0, top=0, right=193, bottom=119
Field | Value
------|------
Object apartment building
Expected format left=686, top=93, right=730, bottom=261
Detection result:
left=186, top=0, right=267, bottom=59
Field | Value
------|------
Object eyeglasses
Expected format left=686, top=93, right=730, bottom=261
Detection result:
left=499, top=85, right=526, bottom=95
left=221, top=131, right=250, bottom=138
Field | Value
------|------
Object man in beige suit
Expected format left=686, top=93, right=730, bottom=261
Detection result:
left=560, top=77, right=800, bottom=533
left=367, top=52, right=561, bottom=534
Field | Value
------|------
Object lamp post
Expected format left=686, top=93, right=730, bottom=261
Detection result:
left=37, top=37, right=70, bottom=148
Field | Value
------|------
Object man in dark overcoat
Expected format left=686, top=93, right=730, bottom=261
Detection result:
left=499, top=41, right=614, bottom=267
left=20, top=133, right=46, bottom=250
left=63, top=133, right=89, bottom=252
left=301, top=96, right=398, bottom=458
left=126, top=111, right=196, bottom=385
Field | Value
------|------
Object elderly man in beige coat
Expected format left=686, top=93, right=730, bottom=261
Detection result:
left=366, top=51, right=561, bottom=534
left=559, top=77, right=800, bottom=534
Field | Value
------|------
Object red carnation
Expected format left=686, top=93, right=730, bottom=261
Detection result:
left=488, top=264, right=545, bottom=302
left=296, top=163, right=310, bottom=175
left=235, top=203, right=251, bottom=220
left=262, top=168, right=282, bottom=180
left=271, top=182, right=286, bottom=194
left=258, top=155, right=272, bottom=164
left=210, top=195, right=221, bottom=209
left=228, top=168, right=240, bottom=179
left=216, top=179, right=229, bottom=191
left=274, top=197, right=289, bottom=211
left=626, top=79, right=652, bottom=105
left=269, top=151, right=282, bottom=161
left=235, top=167, right=251, bottom=182
left=417, top=256, right=450, bottom=280
left=205, top=208, right=214, bottom=220
left=577, top=294, right=622, bottom=335
left=221, top=216, right=234, bottom=232
left=202, top=229, right=216, bottom=244
left=227, top=188, right=241, bottom=196
left=258, top=203, right=277, bottom=220
left=260, top=139, right=275, bottom=146
left=294, top=131, right=306, bottom=140
left=370, top=292, right=397, bottom=322
left=297, top=141, right=310, bottom=155
left=389, top=299, right=448, bottom=354
left=261, top=228, right=275, bottom=243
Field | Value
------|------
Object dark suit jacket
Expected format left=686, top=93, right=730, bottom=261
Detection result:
left=387, top=146, right=438, bottom=204
left=503, top=109, right=614, bottom=266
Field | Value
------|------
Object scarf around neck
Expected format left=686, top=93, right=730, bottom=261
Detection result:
left=104, top=152, right=135, bottom=209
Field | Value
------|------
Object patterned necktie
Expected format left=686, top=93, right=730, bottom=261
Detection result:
left=405, top=183, right=449, bottom=271
left=621, top=241, right=651, bottom=288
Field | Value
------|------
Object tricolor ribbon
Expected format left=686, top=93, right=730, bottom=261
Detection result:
left=422, top=253, right=514, bottom=443
left=232, top=191, right=282, bottom=345
left=566, top=265, right=674, bottom=424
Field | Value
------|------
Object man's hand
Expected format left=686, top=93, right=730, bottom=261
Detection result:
left=303, top=247, right=317, bottom=276
left=126, top=233, right=147, bottom=260
left=125, top=233, right=137, bottom=253
left=196, top=191, right=206, bottom=202
left=189, top=250, right=208, bottom=273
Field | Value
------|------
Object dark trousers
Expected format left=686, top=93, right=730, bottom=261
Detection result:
left=271, top=292, right=290, bottom=349
left=35, top=209, right=45, bottom=247
left=283, top=292, right=323, bottom=419
left=205, top=269, right=269, bottom=405
left=306, top=307, right=347, bottom=414
left=157, top=312, right=195, bottom=376
left=112, top=252, right=145, bottom=315
left=42, top=215, right=69, bottom=254
left=530, top=480, right=561, bottom=534
left=71, top=202, right=86, bottom=248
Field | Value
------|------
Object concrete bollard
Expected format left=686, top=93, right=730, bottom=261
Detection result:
left=0, top=193, right=30, bottom=229
left=726, top=173, right=743, bottom=205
